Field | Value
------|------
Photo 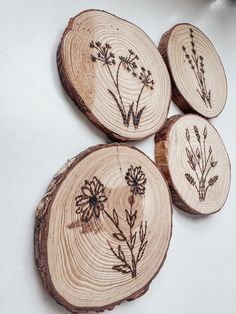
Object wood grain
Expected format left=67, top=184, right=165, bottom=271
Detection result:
left=57, top=10, right=171, bottom=141
left=34, top=143, right=172, bottom=312
left=159, top=23, right=227, bottom=118
left=155, top=114, right=231, bottom=215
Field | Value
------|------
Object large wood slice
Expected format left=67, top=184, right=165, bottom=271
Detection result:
left=34, top=143, right=172, bottom=313
left=155, top=114, right=231, bottom=215
left=158, top=23, right=227, bottom=118
left=57, top=10, right=171, bottom=141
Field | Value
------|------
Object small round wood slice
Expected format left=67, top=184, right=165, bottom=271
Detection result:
left=34, top=143, right=172, bottom=313
left=158, top=23, right=227, bottom=118
left=57, top=10, right=171, bottom=141
left=155, top=114, right=231, bottom=215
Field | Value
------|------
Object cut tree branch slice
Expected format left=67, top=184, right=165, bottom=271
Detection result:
left=34, top=143, right=172, bottom=313
left=155, top=114, right=231, bottom=215
left=57, top=10, right=171, bottom=141
left=158, top=23, right=227, bottom=118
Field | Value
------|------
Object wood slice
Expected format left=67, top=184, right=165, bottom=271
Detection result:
left=34, top=143, right=172, bottom=313
left=57, top=10, right=171, bottom=141
left=155, top=114, right=231, bottom=215
left=158, top=23, right=227, bottom=118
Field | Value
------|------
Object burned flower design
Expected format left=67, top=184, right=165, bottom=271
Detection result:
left=125, top=165, right=147, bottom=195
left=185, top=125, right=218, bottom=201
left=182, top=28, right=211, bottom=108
left=75, top=165, right=148, bottom=278
left=89, top=40, right=155, bottom=129
left=75, top=176, right=107, bottom=222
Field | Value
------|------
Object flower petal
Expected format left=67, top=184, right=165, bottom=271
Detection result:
left=93, top=205, right=100, bottom=218
left=82, top=206, right=93, bottom=222
left=81, top=185, right=92, bottom=196
left=98, top=195, right=107, bottom=202
left=80, top=203, right=90, bottom=214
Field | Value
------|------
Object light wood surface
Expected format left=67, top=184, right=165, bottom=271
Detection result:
left=57, top=10, right=171, bottom=141
left=159, top=23, right=227, bottom=118
left=155, top=114, right=230, bottom=215
left=34, top=143, right=172, bottom=312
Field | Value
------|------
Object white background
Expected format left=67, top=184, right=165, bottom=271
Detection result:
left=1, top=1, right=236, bottom=313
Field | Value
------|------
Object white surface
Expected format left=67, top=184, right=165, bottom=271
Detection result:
left=0, top=1, right=236, bottom=313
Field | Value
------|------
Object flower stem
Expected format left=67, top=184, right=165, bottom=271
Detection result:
left=103, top=208, right=136, bottom=277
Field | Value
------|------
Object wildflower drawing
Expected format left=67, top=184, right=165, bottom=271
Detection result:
left=75, top=165, right=148, bottom=278
left=185, top=125, right=218, bottom=201
left=89, top=41, right=155, bottom=129
left=182, top=28, right=212, bottom=108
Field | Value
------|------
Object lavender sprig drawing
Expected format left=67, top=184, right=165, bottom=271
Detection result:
left=90, top=41, right=155, bottom=129
left=185, top=125, right=218, bottom=201
left=182, top=28, right=211, bottom=108
left=75, top=165, right=148, bottom=278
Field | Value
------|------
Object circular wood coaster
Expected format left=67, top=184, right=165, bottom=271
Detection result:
left=155, top=114, right=231, bottom=215
left=57, top=10, right=171, bottom=141
left=158, top=23, right=227, bottom=118
left=34, top=143, right=172, bottom=313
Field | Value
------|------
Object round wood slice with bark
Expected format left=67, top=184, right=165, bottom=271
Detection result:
left=57, top=10, right=171, bottom=141
left=155, top=114, right=231, bottom=215
left=158, top=23, right=227, bottom=118
left=34, top=143, right=172, bottom=313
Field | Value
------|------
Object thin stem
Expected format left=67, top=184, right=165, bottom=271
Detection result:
left=192, top=65, right=203, bottom=91
left=106, top=64, right=126, bottom=116
left=203, top=150, right=212, bottom=177
left=115, top=60, right=126, bottom=114
left=203, top=164, right=212, bottom=184
left=205, top=184, right=210, bottom=194
left=203, top=137, right=207, bottom=171
left=108, top=89, right=126, bottom=123
left=194, top=184, right=200, bottom=193
left=129, top=191, right=137, bottom=277
left=135, top=84, right=145, bottom=115
left=103, top=209, right=136, bottom=277
left=199, top=141, right=204, bottom=171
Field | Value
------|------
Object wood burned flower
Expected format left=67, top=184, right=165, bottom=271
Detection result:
left=125, top=165, right=146, bottom=195
left=75, top=177, right=107, bottom=222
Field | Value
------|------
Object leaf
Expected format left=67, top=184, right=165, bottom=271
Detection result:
left=186, top=128, right=190, bottom=141
left=185, top=173, right=196, bottom=186
left=208, top=176, right=218, bottom=186
left=186, top=147, right=192, bottom=161
left=210, top=156, right=218, bottom=167
left=196, top=147, right=201, bottom=159
left=130, top=210, right=137, bottom=228
left=113, top=209, right=119, bottom=226
left=139, top=221, right=144, bottom=242
left=131, top=232, right=137, bottom=249
left=203, top=126, right=207, bottom=139
left=194, top=125, right=200, bottom=141
left=209, top=146, right=212, bottom=155
left=118, top=245, right=125, bottom=262
left=136, top=106, right=146, bottom=123
left=127, top=103, right=134, bottom=127
left=188, top=160, right=196, bottom=171
left=125, top=209, right=131, bottom=226
left=113, top=233, right=126, bottom=241
left=112, top=264, right=131, bottom=274
left=137, top=241, right=148, bottom=262
left=211, top=161, right=218, bottom=167
left=144, top=221, right=147, bottom=238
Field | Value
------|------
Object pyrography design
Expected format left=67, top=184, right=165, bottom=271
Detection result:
left=182, top=28, right=212, bottom=108
left=75, top=165, right=148, bottom=278
left=89, top=41, right=155, bottom=129
left=185, top=125, right=218, bottom=201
